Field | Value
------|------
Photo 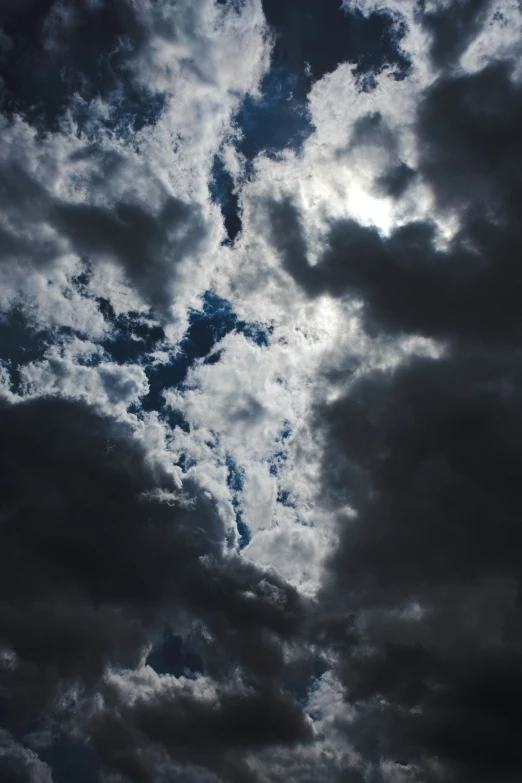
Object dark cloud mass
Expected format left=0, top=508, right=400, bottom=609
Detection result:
left=283, top=9, right=522, bottom=782
left=53, top=196, right=207, bottom=310
left=420, top=0, right=493, bottom=69
left=0, top=730, right=53, bottom=783
left=2, top=0, right=522, bottom=781
left=0, top=152, right=207, bottom=312
left=316, top=350, right=522, bottom=781
left=0, top=0, right=164, bottom=133
left=0, top=396, right=310, bottom=780
left=89, top=680, right=312, bottom=783
left=270, top=58, right=522, bottom=345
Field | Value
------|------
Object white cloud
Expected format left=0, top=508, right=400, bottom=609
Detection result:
left=3, top=2, right=510, bottom=778
left=18, top=338, right=149, bottom=413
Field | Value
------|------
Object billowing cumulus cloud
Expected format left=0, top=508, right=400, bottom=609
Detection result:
left=0, top=395, right=313, bottom=779
left=1, top=0, right=522, bottom=781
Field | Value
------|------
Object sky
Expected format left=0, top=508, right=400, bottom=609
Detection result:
left=1, top=0, right=522, bottom=781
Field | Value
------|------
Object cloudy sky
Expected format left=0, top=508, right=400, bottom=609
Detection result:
left=1, top=0, right=522, bottom=781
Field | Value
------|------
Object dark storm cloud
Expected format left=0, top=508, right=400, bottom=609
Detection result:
left=419, top=0, right=493, bottom=70
left=0, top=396, right=195, bottom=721
left=284, top=39, right=522, bottom=783
left=0, top=0, right=164, bottom=133
left=346, top=646, right=522, bottom=782
left=255, top=5, right=522, bottom=776
left=418, top=61, right=522, bottom=217
left=267, top=197, right=503, bottom=342
left=0, top=396, right=310, bottom=780
left=319, top=353, right=522, bottom=596
left=88, top=680, right=312, bottom=783
left=315, top=351, right=522, bottom=781
left=4, top=1, right=522, bottom=781
left=268, top=58, right=522, bottom=345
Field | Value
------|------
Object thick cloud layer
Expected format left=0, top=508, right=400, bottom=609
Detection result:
left=289, top=5, right=522, bottom=781
left=315, top=350, right=522, bottom=781
left=0, top=0, right=164, bottom=133
left=0, top=396, right=311, bottom=779
left=2, top=0, right=522, bottom=781
left=268, top=57, right=522, bottom=344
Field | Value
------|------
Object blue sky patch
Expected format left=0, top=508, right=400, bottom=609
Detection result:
left=146, top=630, right=204, bottom=679
left=38, top=736, right=100, bottom=783
left=283, top=657, right=329, bottom=708
left=226, top=456, right=251, bottom=551
left=235, top=65, right=314, bottom=163
left=261, top=0, right=410, bottom=84
left=209, top=154, right=242, bottom=243
left=277, top=489, right=295, bottom=508
left=137, top=292, right=269, bottom=412
left=235, top=512, right=251, bottom=551
left=0, top=312, right=53, bottom=394
left=232, top=0, right=410, bottom=168
left=99, top=299, right=166, bottom=364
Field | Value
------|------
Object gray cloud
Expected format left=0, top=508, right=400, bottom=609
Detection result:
left=52, top=196, right=208, bottom=311
left=2, top=0, right=522, bottom=780
left=0, top=149, right=208, bottom=314
left=313, top=347, right=522, bottom=781
left=298, top=41, right=522, bottom=783
left=268, top=59, right=522, bottom=346
left=89, top=679, right=313, bottom=783
left=0, top=396, right=311, bottom=780
left=420, top=0, right=493, bottom=70
left=0, top=0, right=161, bottom=133
left=0, top=730, right=53, bottom=783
